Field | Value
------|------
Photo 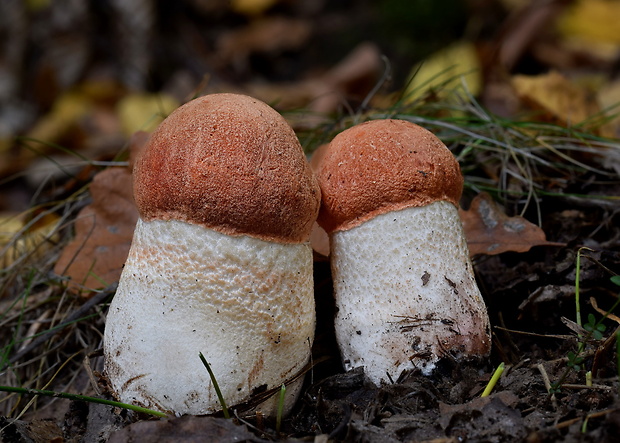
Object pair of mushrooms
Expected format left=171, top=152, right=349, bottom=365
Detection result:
left=103, top=93, right=490, bottom=416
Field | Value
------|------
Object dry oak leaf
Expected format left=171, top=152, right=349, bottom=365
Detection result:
left=459, top=192, right=563, bottom=256
left=54, top=166, right=138, bottom=297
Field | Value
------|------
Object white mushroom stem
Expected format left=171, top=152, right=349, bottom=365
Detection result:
left=330, top=201, right=490, bottom=384
left=104, top=218, right=315, bottom=415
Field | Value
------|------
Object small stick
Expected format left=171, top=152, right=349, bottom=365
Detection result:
left=538, top=363, right=558, bottom=409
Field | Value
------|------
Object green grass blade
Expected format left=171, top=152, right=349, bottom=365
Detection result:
left=276, top=383, right=286, bottom=434
left=199, top=352, right=230, bottom=419
left=481, top=362, right=505, bottom=397
left=0, top=385, right=167, bottom=417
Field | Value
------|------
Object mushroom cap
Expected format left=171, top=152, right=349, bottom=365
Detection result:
left=317, top=119, right=463, bottom=233
left=134, top=93, right=320, bottom=243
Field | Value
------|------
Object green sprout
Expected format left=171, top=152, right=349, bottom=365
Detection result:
left=583, top=313, right=606, bottom=340
left=481, top=362, right=505, bottom=397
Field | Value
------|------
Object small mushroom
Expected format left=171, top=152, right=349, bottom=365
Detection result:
left=316, top=119, right=490, bottom=384
left=103, top=93, right=320, bottom=415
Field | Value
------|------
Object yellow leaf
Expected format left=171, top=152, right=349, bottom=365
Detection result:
left=116, top=93, right=179, bottom=136
left=230, top=0, right=278, bottom=15
left=0, top=212, right=60, bottom=268
left=512, top=71, right=600, bottom=125
left=27, top=91, right=92, bottom=144
left=598, top=78, right=620, bottom=138
left=557, top=0, right=620, bottom=45
left=404, top=40, right=481, bottom=102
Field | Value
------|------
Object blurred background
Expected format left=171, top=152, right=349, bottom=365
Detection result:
left=0, top=0, right=619, bottom=213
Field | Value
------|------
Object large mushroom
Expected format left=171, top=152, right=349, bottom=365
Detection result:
left=103, top=93, right=320, bottom=415
left=316, top=119, right=490, bottom=385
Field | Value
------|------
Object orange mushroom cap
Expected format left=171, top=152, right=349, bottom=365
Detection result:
left=133, top=93, right=320, bottom=243
left=317, top=119, right=463, bottom=233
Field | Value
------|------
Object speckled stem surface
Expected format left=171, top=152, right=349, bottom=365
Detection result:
left=104, top=218, right=315, bottom=415
left=330, top=201, right=490, bottom=385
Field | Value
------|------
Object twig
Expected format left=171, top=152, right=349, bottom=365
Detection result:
left=537, top=363, right=558, bottom=409
left=555, top=408, right=618, bottom=430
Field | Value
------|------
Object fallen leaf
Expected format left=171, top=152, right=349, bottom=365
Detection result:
left=459, top=192, right=563, bottom=256
left=309, top=143, right=330, bottom=258
left=511, top=70, right=601, bottom=126
left=231, top=0, right=279, bottom=16
left=54, top=166, right=138, bottom=296
left=438, top=392, right=525, bottom=441
left=216, top=16, right=311, bottom=67
left=246, top=42, right=382, bottom=128
left=557, top=0, right=620, bottom=46
left=0, top=211, right=60, bottom=269
left=310, top=222, right=330, bottom=259
left=0, top=417, right=63, bottom=443
left=53, top=132, right=148, bottom=296
left=404, top=40, right=482, bottom=102
left=116, top=92, right=179, bottom=136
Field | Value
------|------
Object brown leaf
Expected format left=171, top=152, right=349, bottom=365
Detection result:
left=216, top=16, right=311, bottom=66
left=459, top=192, right=562, bottom=256
left=54, top=166, right=138, bottom=297
left=245, top=42, right=382, bottom=128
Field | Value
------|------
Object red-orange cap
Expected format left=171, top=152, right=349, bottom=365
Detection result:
left=317, top=119, right=463, bottom=233
left=133, top=93, right=320, bottom=243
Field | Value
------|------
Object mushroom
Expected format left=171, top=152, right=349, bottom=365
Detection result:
left=103, top=93, right=320, bottom=415
left=316, top=119, right=490, bottom=385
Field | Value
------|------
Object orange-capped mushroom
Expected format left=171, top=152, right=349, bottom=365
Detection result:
left=316, top=119, right=490, bottom=384
left=104, top=93, right=319, bottom=416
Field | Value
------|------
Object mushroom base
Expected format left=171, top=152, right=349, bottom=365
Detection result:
left=104, top=218, right=315, bottom=416
left=330, top=201, right=490, bottom=385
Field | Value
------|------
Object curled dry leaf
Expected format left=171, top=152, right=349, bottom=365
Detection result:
left=459, top=192, right=563, bottom=257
